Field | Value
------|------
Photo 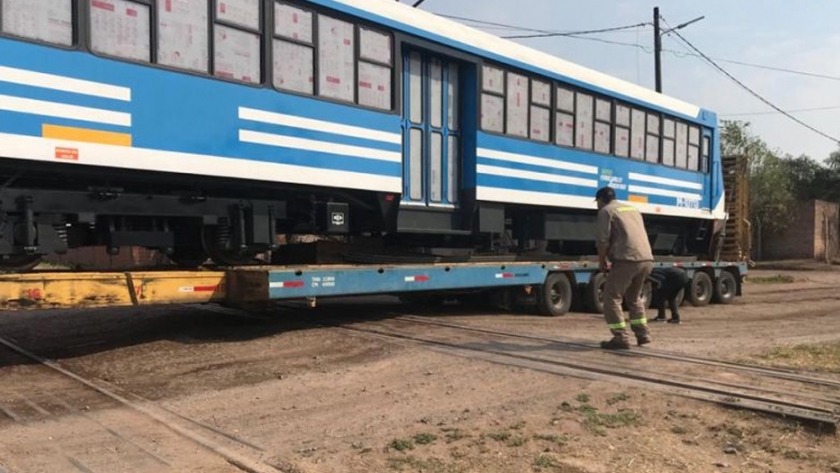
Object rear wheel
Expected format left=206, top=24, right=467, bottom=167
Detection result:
left=713, top=271, right=737, bottom=304
left=583, top=272, right=606, bottom=314
left=0, top=254, right=42, bottom=272
left=535, top=272, right=573, bottom=317
left=687, top=271, right=713, bottom=307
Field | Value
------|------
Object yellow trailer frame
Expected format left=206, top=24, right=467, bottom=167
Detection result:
left=0, top=271, right=226, bottom=309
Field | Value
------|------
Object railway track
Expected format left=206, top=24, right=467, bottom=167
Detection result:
left=187, top=302, right=839, bottom=432
left=324, top=312, right=839, bottom=432
left=0, top=336, right=288, bottom=473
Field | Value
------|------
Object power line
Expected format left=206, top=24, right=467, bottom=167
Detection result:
left=501, top=23, right=650, bottom=39
left=439, top=13, right=840, bottom=82
left=720, top=105, right=840, bottom=117
left=662, top=20, right=840, bottom=145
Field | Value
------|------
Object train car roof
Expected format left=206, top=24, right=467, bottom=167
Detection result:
left=329, top=0, right=704, bottom=119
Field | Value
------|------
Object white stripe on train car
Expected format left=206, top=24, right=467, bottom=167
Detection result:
left=628, top=172, right=703, bottom=190
left=476, top=186, right=715, bottom=220
left=0, top=133, right=403, bottom=193
left=477, top=148, right=599, bottom=175
left=477, top=164, right=599, bottom=188
left=238, top=107, right=401, bottom=145
left=239, top=130, right=401, bottom=163
left=0, top=94, right=131, bottom=126
left=0, top=65, right=131, bottom=101
left=627, top=185, right=702, bottom=200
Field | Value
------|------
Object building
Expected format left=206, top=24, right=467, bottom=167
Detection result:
left=761, top=200, right=839, bottom=261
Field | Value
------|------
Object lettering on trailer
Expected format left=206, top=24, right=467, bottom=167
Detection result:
left=495, top=272, right=530, bottom=279
left=310, top=276, right=335, bottom=288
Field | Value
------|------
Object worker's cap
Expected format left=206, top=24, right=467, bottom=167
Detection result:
left=595, top=186, right=615, bottom=201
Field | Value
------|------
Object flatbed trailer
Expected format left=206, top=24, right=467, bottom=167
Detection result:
left=0, top=260, right=748, bottom=315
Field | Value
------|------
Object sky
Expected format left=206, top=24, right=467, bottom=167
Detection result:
left=418, top=0, right=840, bottom=161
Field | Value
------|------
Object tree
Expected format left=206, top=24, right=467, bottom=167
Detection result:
left=721, top=120, right=796, bottom=258
left=825, top=146, right=840, bottom=170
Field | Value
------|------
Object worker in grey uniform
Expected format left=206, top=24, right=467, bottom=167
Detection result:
left=595, top=186, right=654, bottom=349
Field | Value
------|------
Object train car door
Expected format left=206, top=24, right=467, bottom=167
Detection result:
left=402, top=50, right=461, bottom=208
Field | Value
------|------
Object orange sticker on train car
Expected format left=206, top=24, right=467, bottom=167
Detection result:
left=55, top=147, right=79, bottom=161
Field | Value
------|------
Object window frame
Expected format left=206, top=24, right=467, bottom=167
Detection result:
left=0, top=0, right=78, bottom=48
left=87, top=0, right=154, bottom=65
left=211, top=0, right=264, bottom=85
left=529, top=77, right=551, bottom=143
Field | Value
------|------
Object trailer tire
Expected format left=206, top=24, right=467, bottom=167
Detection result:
left=536, top=272, right=573, bottom=317
left=713, top=271, right=737, bottom=304
left=675, top=287, right=685, bottom=307
left=583, top=273, right=606, bottom=314
left=687, top=271, right=713, bottom=307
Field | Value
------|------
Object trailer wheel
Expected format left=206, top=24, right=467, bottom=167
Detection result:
left=583, top=273, right=606, bottom=314
left=675, top=288, right=685, bottom=307
left=536, top=272, right=573, bottom=316
left=687, top=271, right=713, bottom=307
left=713, top=271, right=737, bottom=304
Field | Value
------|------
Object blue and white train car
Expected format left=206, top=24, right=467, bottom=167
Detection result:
left=0, top=0, right=725, bottom=269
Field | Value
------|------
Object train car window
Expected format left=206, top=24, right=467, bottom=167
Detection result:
left=216, top=0, right=259, bottom=30
left=318, top=14, right=354, bottom=102
left=212, top=0, right=261, bottom=84
left=662, top=118, right=675, bottom=166
left=687, top=125, right=700, bottom=171
left=574, top=92, right=593, bottom=150
left=645, top=113, right=660, bottom=163
left=701, top=135, right=710, bottom=173
left=505, top=72, right=528, bottom=138
left=630, top=108, right=645, bottom=160
left=430, top=57, right=444, bottom=127
left=675, top=122, right=688, bottom=169
left=481, top=65, right=505, bottom=132
left=274, top=39, right=314, bottom=94
left=555, top=111, right=574, bottom=147
left=531, top=80, right=551, bottom=107
left=482, top=65, right=504, bottom=94
left=1, top=0, right=73, bottom=46
left=447, top=64, right=459, bottom=130
left=482, top=93, right=504, bottom=133
left=273, top=1, right=314, bottom=94
left=157, top=0, right=209, bottom=73
left=594, top=98, right=611, bottom=154
left=214, top=25, right=260, bottom=83
left=529, top=79, right=550, bottom=142
left=90, top=0, right=151, bottom=62
left=358, top=27, right=393, bottom=110
left=556, top=86, right=574, bottom=113
left=614, top=103, right=630, bottom=158
left=275, top=2, right=312, bottom=43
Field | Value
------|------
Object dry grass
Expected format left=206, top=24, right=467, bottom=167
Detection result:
left=757, top=342, right=840, bottom=373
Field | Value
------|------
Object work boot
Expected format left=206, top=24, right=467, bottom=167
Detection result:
left=667, top=318, right=681, bottom=325
left=636, top=333, right=653, bottom=346
left=600, top=335, right=631, bottom=350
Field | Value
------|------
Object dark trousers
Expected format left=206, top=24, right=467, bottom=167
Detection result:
left=653, top=286, right=681, bottom=320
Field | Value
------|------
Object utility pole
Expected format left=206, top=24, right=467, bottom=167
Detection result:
left=654, top=7, right=662, bottom=93
left=653, top=8, right=704, bottom=94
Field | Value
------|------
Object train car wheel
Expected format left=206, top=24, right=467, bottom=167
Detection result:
left=167, top=247, right=209, bottom=268
left=536, top=272, right=572, bottom=317
left=687, top=271, right=713, bottom=307
left=712, top=271, right=737, bottom=304
left=202, top=226, right=260, bottom=266
left=583, top=273, right=606, bottom=314
left=0, top=254, right=42, bottom=272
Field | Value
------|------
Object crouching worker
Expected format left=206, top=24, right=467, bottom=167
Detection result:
left=648, top=267, right=690, bottom=324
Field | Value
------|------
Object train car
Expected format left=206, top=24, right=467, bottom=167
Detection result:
left=0, top=0, right=725, bottom=270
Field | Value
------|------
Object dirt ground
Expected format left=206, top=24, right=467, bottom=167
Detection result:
left=1, top=266, right=839, bottom=473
